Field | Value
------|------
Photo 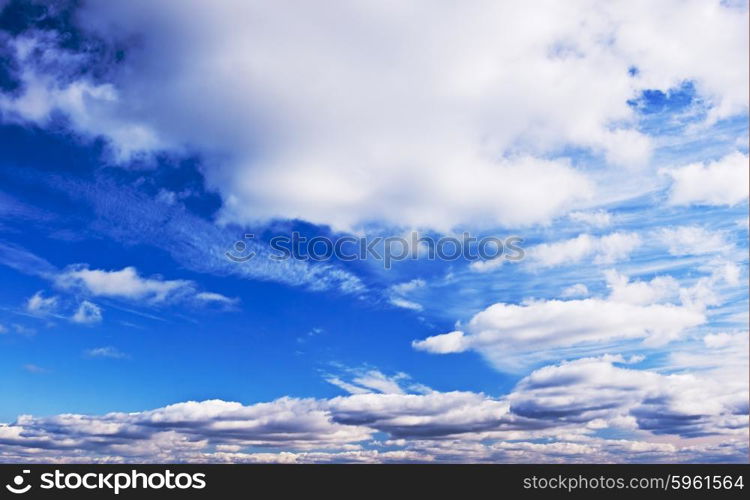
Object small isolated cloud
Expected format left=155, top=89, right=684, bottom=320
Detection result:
left=296, top=327, right=324, bottom=344
left=25, top=292, right=103, bottom=325
left=25, top=291, right=59, bottom=316
left=11, top=324, right=35, bottom=336
left=664, top=152, right=749, bottom=207
left=194, top=292, right=239, bottom=306
left=71, top=301, right=103, bottom=324
left=527, top=232, right=641, bottom=268
left=84, top=346, right=127, bottom=359
left=387, top=279, right=426, bottom=311
left=56, top=265, right=193, bottom=303
left=325, top=366, right=431, bottom=396
left=560, top=284, right=589, bottom=298
left=54, top=265, right=233, bottom=309
left=23, top=364, right=48, bottom=374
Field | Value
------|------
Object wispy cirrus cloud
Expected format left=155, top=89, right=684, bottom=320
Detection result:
left=83, top=346, right=128, bottom=359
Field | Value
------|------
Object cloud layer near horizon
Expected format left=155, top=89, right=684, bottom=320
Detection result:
left=1, top=352, right=747, bottom=463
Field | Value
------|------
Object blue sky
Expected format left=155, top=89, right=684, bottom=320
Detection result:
left=0, top=0, right=748, bottom=463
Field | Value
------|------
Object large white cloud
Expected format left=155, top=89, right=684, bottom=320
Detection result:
left=412, top=299, right=704, bottom=371
left=0, top=0, right=747, bottom=231
left=508, top=355, right=748, bottom=438
left=412, top=259, right=747, bottom=371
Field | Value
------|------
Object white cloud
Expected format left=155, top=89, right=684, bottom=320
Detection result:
left=0, top=357, right=745, bottom=462
left=71, top=300, right=103, bottom=324
left=670, top=331, right=748, bottom=374
left=664, top=152, right=749, bottom=206
left=604, top=270, right=680, bottom=306
left=388, top=298, right=423, bottom=311
left=568, top=210, right=613, bottom=228
left=54, top=265, right=239, bottom=308
left=704, top=332, right=735, bottom=349
left=413, top=298, right=704, bottom=371
left=328, top=392, right=511, bottom=439
left=1, top=1, right=747, bottom=231
left=328, top=372, right=404, bottom=395
left=415, top=260, right=744, bottom=371
left=22, top=364, right=47, bottom=374
left=560, top=284, right=590, bottom=298
left=84, top=346, right=127, bottom=359
left=656, top=226, right=730, bottom=256
left=527, top=232, right=641, bottom=268
left=194, top=292, right=239, bottom=306
left=324, top=367, right=431, bottom=396
left=509, top=355, right=747, bottom=438
left=56, top=265, right=192, bottom=303
left=469, top=257, right=504, bottom=273
left=387, top=279, right=426, bottom=311
left=0, top=32, right=161, bottom=160
left=25, top=291, right=59, bottom=316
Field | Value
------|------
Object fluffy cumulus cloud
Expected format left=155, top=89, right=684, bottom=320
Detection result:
left=24, top=290, right=104, bottom=324
left=560, top=283, right=590, bottom=298
left=604, top=270, right=680, bottom=306
left=56, top=265, right=193, bottom=303
left=0, top=356, right=745, bottom=463
left=71, top=300, right=102, bottom=324
left=54, top=264, right=235, bottom=307
left=664, top=152, right=749, bottom=207
left=409, top=262, right=745, bottom=371
left=526, top=232, right=642, bottom=268
left=0, top=0, right=747, bottom=231
left=11, top=260, right=240, bottom=326
left=25, top=291, right=59, bottom=316
left=509, top=355, right=748, bottom=441
left=655, top=226, right=731, bottom=256
left=413, top=299, right=704, bottom=371
left=0, top=0, right=747, bottom=466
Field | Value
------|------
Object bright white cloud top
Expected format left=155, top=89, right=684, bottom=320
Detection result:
left=0, top=0, right=747, bottom=231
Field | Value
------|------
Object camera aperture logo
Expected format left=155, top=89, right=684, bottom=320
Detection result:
left=4, top=469, right=206, bottom=495
left=5, top=470, right=32, bottom=494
